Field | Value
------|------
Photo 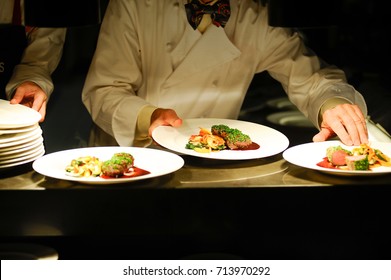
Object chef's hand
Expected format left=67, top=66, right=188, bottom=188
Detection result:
left=148, top=108, right=183, bottom=137
left=9, top=81, right=48, bottom=122
left=312, top=103, right=368, bottom=146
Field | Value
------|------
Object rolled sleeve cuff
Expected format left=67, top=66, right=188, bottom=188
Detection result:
left=134, top=105, right=158, bottom=147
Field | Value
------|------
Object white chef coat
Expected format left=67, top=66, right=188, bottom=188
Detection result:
left=5, top=27, right=67, bottom=99
left=82, top=0, right=367, bottom=147
left=2, top=0, right=66, bottom=100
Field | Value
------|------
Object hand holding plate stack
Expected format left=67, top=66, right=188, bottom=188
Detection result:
left=0, top=99, right=45, bottom=170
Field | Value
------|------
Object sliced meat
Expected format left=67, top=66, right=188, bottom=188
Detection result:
left=330, top=149, right=349, bottom=166
left=326, top=146, right=351, bottom=166
left=211, top=124, right=252, bottom=150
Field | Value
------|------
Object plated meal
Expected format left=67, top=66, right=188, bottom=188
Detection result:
left=185, top=124, right=259, bottom=153
left=33, top=146, right=184, bottom=185
left=317, top=143, right=390, bottom=171
left=283, top=140, right=391, bottom=176
left=64, top=152, right=150, bottom=179
left=152, top=118, right=289, bottom=160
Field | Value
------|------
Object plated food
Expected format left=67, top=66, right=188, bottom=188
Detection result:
left=65, top=152, right=149, bottom=179
left=33, top=146, right=184, bottom=185
left=283, top=140, right=391, bottom=176
left=152, top=118, right=289, bottom=160
left=186, top=124, right=259, bottom=153
left=318, top=143, right=391, bottom=171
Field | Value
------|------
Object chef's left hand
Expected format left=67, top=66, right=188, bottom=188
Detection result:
left=312, top=103, right=368, bottom=146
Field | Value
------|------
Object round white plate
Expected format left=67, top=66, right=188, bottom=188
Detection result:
left=0, top=99, right=41, bottom=129
left=0, top=147, right=45, bottom=169
left=266, top=111, right=314, bottom=128
left=0, top=126, right=42, bottom=144
left=0, top=123, right=39, bottom=135
left=33, top=146, right=185, bottom=185
left=0, top=138, right=43, bottom=158
left=152, top=118, right=289, bottom=160
left=0, top=143, right=44, bottom=162
left=0, top=127, right=42, bottom=148
left=0, top=243, right=58, bottom=260
left=283, top=140, right=391, bottom=176
left=0, top=135, right=43, bottom=153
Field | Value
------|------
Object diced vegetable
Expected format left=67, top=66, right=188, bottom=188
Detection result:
left=345, top=155, right=369, bottom=170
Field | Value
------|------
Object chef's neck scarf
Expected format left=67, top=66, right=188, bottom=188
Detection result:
left=185, top=0, right=231, bottom=30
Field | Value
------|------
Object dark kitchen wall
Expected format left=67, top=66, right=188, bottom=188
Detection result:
left=305, top=0, right=391, bottom=132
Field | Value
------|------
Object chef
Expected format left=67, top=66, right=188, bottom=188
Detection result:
left=1, top=0, right=66, bottom=122
left=82, top=0, right=368, bottom=147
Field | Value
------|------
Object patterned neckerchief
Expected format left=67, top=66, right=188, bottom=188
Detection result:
left=185, top=0, right=231, bottom=30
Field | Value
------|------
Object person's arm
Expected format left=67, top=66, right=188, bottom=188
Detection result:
left=257, top=21, right=367, bottom=145
left=82, top=0, right=152, bottom=147
left=6, top=27, right=66, bottom=121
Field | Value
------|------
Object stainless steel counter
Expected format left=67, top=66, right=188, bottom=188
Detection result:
left=1, top=151, right=391, bottom=260
left=1, top=107, right=391, bottom=259
left=2, top=152, right=391, bottom=190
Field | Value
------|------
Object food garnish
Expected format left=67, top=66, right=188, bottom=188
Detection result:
left=65, top=152, right=149, bottom=178
left=186, top=124, right=254, bottom=153
left=317, top=143, right=391, bottom=171
left=65, top=156, right=102, bottom=177
left=101, top=152, right=135, bottom=177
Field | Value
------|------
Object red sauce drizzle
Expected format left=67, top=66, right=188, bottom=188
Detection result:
left=100, top=166, right=150, bottom=179
left=316, top=157, right=339, bottom=169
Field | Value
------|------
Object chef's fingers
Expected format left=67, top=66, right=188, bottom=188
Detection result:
left=312, top=125, right=336, bottom=142
left=9, top=88, right=28, bottom=105
left=341, top=104, right=368, bottom=144
left=314, top=104, right=368, bottom=145
left=149, top=108, right=182, bottom=136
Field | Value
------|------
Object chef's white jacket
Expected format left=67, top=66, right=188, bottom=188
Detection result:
left=82, top=0, right=367, bottom=147
left=5, top=28, right=66, bottom=99
left=2, top=0, right=66, bottom=99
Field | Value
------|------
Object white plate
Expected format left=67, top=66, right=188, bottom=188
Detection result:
left=0, top=147, right=45, bottom=169
left=283, top=140, right=391, bottom=176
left=152, top=118, right=289, bottom=160
left=0, top=243, right=58, bottom=260
left=266, top=111, right=314, bottom=128
left=0, top=126, right=42, bottom=144
left=0, top=127, right=42, bottom=148
left=0, top=99, right=41, bottom=129
left=0, top=135, right=43, bottom=153
left=0, top=138, right=43, bottom=158
left=0, top=143, right=44, bottom=162
left=32, top=146, right=185, bottom=185
left=0, top=123, right=39, bottom=135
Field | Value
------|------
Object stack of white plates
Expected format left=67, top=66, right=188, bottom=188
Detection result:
left=0, top=99, right=45, bottom=169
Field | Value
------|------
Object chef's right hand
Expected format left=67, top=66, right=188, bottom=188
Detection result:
left=148, top=108, right=183, bottom=137
left=10, top=81, right=48, bottom=122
